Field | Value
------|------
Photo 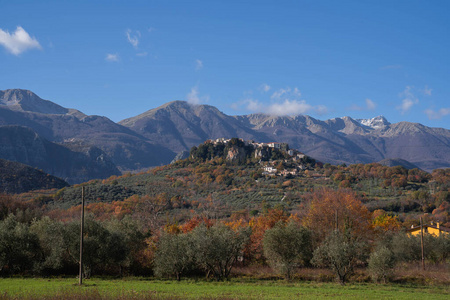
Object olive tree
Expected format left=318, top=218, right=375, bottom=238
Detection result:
left=263, top=221, right=312, bottom=280
left=0, top=214, right=40, bottom=275
left=191, top=223, right=251, bottom=281
left=368, top=245, right=396, bottom=283
left=105, top=216, right=148, bottom=275
left=390, top=232, right=421, bottom=262
left=65, top=217, right=128, bottom=277
left=312, top=230, right=367, bottom=285
left=154, top=232, right=195, bottom=280
left=30, top=216, right=71, bottom=274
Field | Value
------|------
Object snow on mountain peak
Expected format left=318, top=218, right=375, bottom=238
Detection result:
left=357, top=116, right=390, bottom=129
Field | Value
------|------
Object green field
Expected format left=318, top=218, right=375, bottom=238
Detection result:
left=0, top=278, right=449, bottom=299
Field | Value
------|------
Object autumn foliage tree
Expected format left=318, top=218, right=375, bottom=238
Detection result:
left=372, top=209, right=400, bottom=235
left=303, top=188, right=372, bottom=242
left=248, top=208, right=289, bottom=261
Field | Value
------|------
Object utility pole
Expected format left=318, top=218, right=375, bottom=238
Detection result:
left=335, top=209, right=338, bottom=231
left=79, top=186, right=85, bottom=285
left=420, top=217, right=425, bottom=271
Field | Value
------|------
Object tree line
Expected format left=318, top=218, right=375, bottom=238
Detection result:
left=1, top=188, right=448, bottom=284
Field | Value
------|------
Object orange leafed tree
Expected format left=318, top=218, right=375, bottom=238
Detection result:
left=180, top=216, right=214, bottom=233
left=372, top=209, right=401, bottom=234
left=303, top=188, right=372, bottom=241
left=248, top=208, right=289, bottom=261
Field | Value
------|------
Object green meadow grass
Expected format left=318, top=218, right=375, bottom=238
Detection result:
left=0, top=278, right=449, bottom=299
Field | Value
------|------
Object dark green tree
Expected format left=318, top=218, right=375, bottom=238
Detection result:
left=30, top=216, right=71, bottom=274
left=368, top=245, right=396, bottom=283
left=0, top=214, right=40, bottom=275
left=312, top=230, right=368, bottom=285
left=64, top=217, right=128, bottom=277
left=263, top=221, right=312, bottom=280
left=154, top=232, right=195, bottom=280
left=191, top=223, right=251, bottom=281
left=105, top=216, right=148, bottom=275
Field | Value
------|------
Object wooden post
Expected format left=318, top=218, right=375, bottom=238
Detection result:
left=79, top=186, right=85, bottom=285
left=335, top=209, right=338, bottom=231
left=420, top=217, right=425, bottom=271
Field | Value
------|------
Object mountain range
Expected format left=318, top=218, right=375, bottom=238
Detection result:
left=0, top=89, right=449, bottom=183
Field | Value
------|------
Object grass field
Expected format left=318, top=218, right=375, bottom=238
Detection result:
left=0, top=278, right=449, bottom=299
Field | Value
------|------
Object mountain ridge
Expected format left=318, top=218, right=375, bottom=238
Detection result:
left=0, top=89, right=449, bottom=173
left=0, top=89, right=176, bottom=174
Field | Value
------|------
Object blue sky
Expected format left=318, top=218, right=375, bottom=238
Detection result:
left=1, top=0, right=449, bottom=128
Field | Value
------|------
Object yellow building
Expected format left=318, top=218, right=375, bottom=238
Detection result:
left=407, top=222, right=450, bottom=237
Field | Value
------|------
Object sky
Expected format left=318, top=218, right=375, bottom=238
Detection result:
left=0, top=0, right=449, bottom=128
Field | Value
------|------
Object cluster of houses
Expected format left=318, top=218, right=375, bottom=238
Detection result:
left=211, top=138, right=310, bottom=177
left=262, top=161, right=308, bottom=177
left=211, top=138, right=288, bottom=150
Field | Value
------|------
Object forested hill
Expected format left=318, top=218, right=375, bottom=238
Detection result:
left=0, top=159, right=69, bottom=194
left=38, top=139, right=449, bottom=229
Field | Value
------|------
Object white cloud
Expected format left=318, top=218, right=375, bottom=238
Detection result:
left=271, top=88, right=288, bottom=100
left=136, top=52, right=148, bottom=57
left=397, top=86, right=419, bottom=114
left=271, top=87, right=301, bottom=100
left=399, top=99, right=416, bottom=114
left=243, top=99, right=264, bottom=112
left=316, top=105, right=328, bottom=115
left=268, top=99, right=312, bottom=115
left=105, top=53, right=119, bottom=62
left=349, top=104, right=363, bottom=111
left=235, top=99, right=326, bottom=116
left=126, top=29, right=140, bottom=48
left=424, top=108, right=450, bottom=120
left=195, top=59, right=203, bottom=70
left=349, top=98, right=377, bottom=111
left=0, top=26, right=41, bottom=55
left=187, top=87, right=200, bottom=105
left=233, top=86, right=326, bottom=116
left=186, top=86, right=209, bottom=105
left=423, top=86, right=432, bottom=96
left=260, top=84, right=271, bottom=93
left=365, top=99, right=376, bottom=110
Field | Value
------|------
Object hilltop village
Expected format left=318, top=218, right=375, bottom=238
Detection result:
left=192, top=138, right=317, bottom=177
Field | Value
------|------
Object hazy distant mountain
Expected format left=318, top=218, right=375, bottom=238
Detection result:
left=120, top=101, right=450, bottom=171
left=237, top=114, right=450, bottom=171
left=0, top=89, right=71, bottom=115
left=0, top=158, right=69, bottom=194
left=0, top=125, right=121, bottom=184
left=1, top=89, right=449, bottom=173
left=0, top=89, right=175, bottom=172
left=119, top=100, right=266, bottom=153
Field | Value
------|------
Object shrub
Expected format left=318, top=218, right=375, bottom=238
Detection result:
left=368, top=245, right=396, bottom=283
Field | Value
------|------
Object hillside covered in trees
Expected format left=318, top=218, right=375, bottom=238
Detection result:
left=10, top=138, right=447, bottom=228
left=0, top=159, right=69, bottom=194
left=0, top=138, right=449, bottom=282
